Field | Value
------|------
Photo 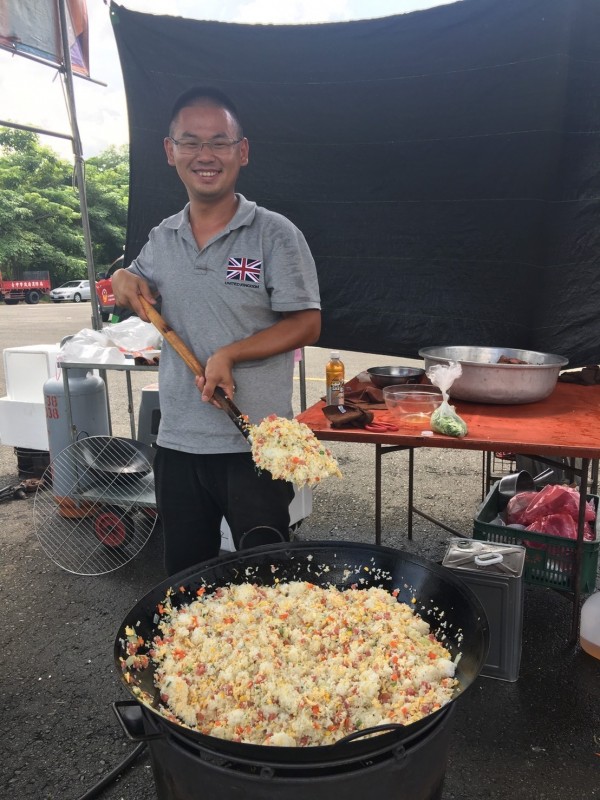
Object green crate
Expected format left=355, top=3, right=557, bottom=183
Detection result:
left=473, top=484, right=599, bottom=593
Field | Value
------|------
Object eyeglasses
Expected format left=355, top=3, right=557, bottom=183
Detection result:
left=168, top=137, right=242, bottom=155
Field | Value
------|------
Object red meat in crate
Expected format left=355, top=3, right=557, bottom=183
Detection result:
left=506, top=485, right=597, bottom=550
left=506, top=491, right=538, bottom=526
left=517, top=484, right=595, bottom=527
left=524, top=513, right=595, bottom=546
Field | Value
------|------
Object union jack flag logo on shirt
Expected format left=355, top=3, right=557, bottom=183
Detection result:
left=226, top=257, right=262, bottom=286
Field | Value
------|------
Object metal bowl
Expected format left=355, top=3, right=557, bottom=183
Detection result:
left=418, top=346, right=568, bottom=405
left=497, top=470, right=536, bottom=499
left=367, top=366, right=425, bottom=388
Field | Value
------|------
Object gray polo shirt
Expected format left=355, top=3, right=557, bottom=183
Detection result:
left=128, top=194, right=321, bottom=454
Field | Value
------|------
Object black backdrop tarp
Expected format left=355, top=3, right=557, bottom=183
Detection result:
left=110, top=0, right=600, bottom=366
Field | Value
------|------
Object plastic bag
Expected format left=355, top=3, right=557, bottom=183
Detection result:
left=101, top=317, right=162, bottom=356
left=426, top=361, right=468, bottom=437
left=59, top=328, right=127, bottom=365
left=506, top=485, right=597, bottom=547
left=520, top=484, right=595, bottom=526
left=526, top=513, right=578, bottom=540
left=524, top=514, right=595, bottom=548
left=58, top=318, right=162, bottom=366
left=506, top=491, right=539, bottom=525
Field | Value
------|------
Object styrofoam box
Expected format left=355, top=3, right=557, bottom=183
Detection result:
left=4, top=344, right=60, bottom=402
left=220, top=485, right=313, bottom=552
left=0, top=397, right=49, bottom=449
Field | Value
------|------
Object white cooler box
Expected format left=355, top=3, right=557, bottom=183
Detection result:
left=0, top=344, right=60, bottom=450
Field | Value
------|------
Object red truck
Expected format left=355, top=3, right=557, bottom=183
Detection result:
left=0, top=270, right=52, bottom=304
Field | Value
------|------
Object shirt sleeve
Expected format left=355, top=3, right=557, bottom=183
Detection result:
left=264, top=215, right=321, bottom=313
left=126, top=234, right=159, bottom=294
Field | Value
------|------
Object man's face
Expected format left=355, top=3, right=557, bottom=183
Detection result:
left=164, top=102, right=249, bottom=204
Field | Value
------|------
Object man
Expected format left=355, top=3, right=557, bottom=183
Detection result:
left=112, top=86, right=321, bottom=574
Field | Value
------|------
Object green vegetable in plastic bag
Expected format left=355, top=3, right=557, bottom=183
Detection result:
left=426, top=361, right=469, bottom=438
left=431, top=402, right=468, bottom=437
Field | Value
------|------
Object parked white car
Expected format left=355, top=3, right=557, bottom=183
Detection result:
left=49, top=280, right=92, bottom=303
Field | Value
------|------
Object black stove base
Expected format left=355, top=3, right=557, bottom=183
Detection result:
left=145, top=705, right=455, bottom=800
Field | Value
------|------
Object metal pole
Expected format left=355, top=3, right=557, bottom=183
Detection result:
left=375, top=444, right=382, bottom=545
left=57, top=0, right=102, bottom=332
left=298, top=347, right=307, bottom=412
left=407, top=447, right=414, bottom=540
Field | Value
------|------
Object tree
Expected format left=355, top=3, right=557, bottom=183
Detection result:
left=0, top=127, right=128, bottom=287
left=86, top=144, right=129, bottom=269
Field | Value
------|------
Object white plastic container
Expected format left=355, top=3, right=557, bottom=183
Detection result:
left=137, top=383, right=160, bottom=445
left=0, top=397, right=49, bottom=449
left=0, top=344, right=61, bottom=450
left=580, top=592, right=600, bottom=659
left=4, top=344, right=60, bottom=401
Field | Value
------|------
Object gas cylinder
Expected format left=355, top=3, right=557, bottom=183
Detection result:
left=43, top=367, right=110, bottom=516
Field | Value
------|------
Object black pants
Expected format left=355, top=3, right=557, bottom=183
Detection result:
left=153, top=446, right=294, bottom=575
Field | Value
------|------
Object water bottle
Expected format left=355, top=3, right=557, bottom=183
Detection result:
left=326, top=351, right=345, bottom=405
left=580, top=592, right=600, bottom=659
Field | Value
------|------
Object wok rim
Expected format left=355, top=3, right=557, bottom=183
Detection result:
left=114, top=540, right=490, bottom=763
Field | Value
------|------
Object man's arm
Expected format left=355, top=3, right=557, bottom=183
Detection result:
left=197, top=309, right=321, bottom=403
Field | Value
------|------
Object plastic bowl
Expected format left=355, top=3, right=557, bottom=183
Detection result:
left=367, top=366, right=425, bottom=389
left=383, top=385, right=443, bottom=426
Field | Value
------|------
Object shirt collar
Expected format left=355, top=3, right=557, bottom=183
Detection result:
left=166, top=194, right=257, bottom=239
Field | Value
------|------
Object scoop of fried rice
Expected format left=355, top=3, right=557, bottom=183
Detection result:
left=249, top=415, right=342, bottom=488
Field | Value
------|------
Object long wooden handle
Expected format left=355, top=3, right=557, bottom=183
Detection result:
left=138, top=296, right=250, bottom=440
left=139, top=296, right=205, bottom=378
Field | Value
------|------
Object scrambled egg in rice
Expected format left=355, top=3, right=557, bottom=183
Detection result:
left=147, top=581, right=458, bottom=747
left=249, top=415, right=342, bottom=489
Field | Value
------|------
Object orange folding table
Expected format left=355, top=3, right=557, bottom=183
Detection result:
left=297, top=378, right=600, bottom=641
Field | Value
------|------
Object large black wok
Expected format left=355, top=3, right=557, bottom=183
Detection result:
left=114, top=541, right=489, bottom=764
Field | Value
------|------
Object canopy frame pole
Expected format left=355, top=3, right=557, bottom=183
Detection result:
left=57, top=0, right=102, bottom=331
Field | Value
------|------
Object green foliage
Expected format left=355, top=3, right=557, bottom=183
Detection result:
left=86, top=144, right=129, bottom=268
left=0, top=127, right=128, bottom=287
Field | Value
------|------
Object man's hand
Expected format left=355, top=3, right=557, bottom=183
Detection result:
left=111, top=269, right=156, bottom=322
left=194, top=350, right=236, bottom=406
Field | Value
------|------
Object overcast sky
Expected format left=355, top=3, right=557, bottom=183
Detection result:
left=1, top=0, right=459, bottom=159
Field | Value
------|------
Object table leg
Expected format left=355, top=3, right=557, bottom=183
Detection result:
left=101, top=369, right=112, bottom=435
left=481, top=452, right=487, bottom=501
left=408, top=448, right=414, bottom=541
left=375, top=444, right=382, bottom=545
left=125, top=371, right=136, bottom=439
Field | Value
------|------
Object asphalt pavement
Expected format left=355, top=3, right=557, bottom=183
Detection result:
left=0, top=302, right=598, bottom=799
